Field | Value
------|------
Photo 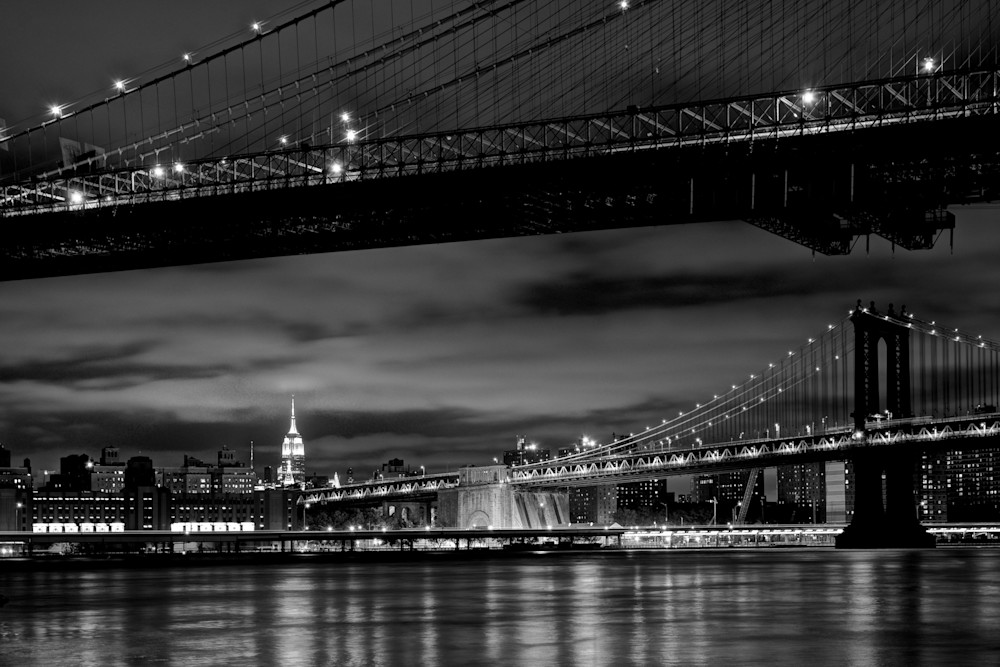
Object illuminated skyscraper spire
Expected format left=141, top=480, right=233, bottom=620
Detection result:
left=278, top=395, right=305, bottom=487
left=289, top=394, right=299, bottom=435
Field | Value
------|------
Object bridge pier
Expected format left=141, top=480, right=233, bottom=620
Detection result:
left=836, top=450, right=934, bottom=548
left=836, top=306, right=934, bottom=548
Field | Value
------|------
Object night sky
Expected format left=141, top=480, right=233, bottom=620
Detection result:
left=2, top=2, right=1000, bottom=491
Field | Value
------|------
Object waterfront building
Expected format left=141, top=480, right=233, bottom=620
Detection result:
left=0, top=462, right=31, bottom=492
left=824, top=461, right=854, bottom=523
left=569, top=485, right=617, bottom=524
left=557, top=436, right=599, bottom=459
left=777, top=462, right=827, bottom=523
left=26, top=488, right=299, bottom=533
left=691, top=470, right=765, bottom=522
left=157, top=451, right=254, bottom=497
left=616, top=479, right=671, bottom=517
left=937, top=446, right=1000, bottom=521
left=918, top=452, right=949, bottom=522
left=0, top=488, right=30, bottom=532
left=277, top=396, right=306, bottom=487
left=124, top=456, right=169, bottom=530
left=31, top=490, right=127, bottom=528
left=690, top=470, right=762, bottom=505
left=503, top=436, right=551, bottom=466
left=92, top=447, right=126, bottom=494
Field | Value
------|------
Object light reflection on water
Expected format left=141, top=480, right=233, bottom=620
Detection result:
left=2, top=549, right=1000, bottom=666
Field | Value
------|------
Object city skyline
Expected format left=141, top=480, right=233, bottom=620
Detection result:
left=4, top=213, right=1000, bottom=486
left=3, top=1, right=1000, bottom=489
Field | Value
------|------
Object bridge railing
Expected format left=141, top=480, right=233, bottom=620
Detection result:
left=302, top=472, right=460, bottom=504
left=3, top=68, right=999, bottom=216
left=508, top=415, right=1000, bottom=486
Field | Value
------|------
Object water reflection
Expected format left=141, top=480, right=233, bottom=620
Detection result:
left=2, top=549, right=1000, bottom=665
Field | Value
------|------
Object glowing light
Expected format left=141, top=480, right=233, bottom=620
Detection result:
left=173, top=162, right=185, bottom=173
left=69, top=191, right=83, bottom=204
left=802, top=90, right=817, bottom=105
left=346, top=129, right=358, bottom=142
left=341, top=112, right=350, bottom=123
left=183, top=53, right=192, bottom=63
left=329, top=162, right=343, bottom=176
left=152, top=166, right=165, bottom=178
left=50, top=104, right=63, bottom=118
left=114, top=80, right=126, bottom=92
left=279, top=135, right=288, bottom=145
left=252, top=21, right=262, bottom=33
left=923, top=57, right=935, bottom=73
left=619, top=0, right=629, bottom=9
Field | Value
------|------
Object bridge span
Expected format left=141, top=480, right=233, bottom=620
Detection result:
left=4, top=1, right=1000, bottom=278
left=301, top=306, right=1000, bottom=548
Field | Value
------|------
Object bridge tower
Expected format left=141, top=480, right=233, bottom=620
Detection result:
left=836, top=305, right=934, bottom=548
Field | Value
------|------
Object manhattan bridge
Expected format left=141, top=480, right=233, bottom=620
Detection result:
left=3, top=1, right=1000, bottom=547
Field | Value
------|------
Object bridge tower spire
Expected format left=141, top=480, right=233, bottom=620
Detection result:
left=837, top=303, right=934, bottom=549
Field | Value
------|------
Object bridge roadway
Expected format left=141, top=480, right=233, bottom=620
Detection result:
left=3, top=69, right=1000, bottom=279
left=509, top=413, right=1000, bottom=487
left=297, top=413, right=1000, bottom=507
left=302, top=471, right=460, bottom=506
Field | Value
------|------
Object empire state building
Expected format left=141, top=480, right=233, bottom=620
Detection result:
left=278, top=396, right=305, bottom=487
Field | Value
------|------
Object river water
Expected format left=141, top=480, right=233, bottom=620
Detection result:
left=2, top=548, right=999, bottom=666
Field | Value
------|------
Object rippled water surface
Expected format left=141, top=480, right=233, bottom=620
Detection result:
left=2, top=549, right=1000, bottom=666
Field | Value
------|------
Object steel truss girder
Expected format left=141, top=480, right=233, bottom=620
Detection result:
left=5, top=68, right=1000, bottom=215
left=303, top=473, right=460, bottom=504
left=510, top=416, right=1000, bottom=488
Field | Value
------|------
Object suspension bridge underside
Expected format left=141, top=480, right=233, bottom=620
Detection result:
left=2, top=112, right=997, bottom=281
